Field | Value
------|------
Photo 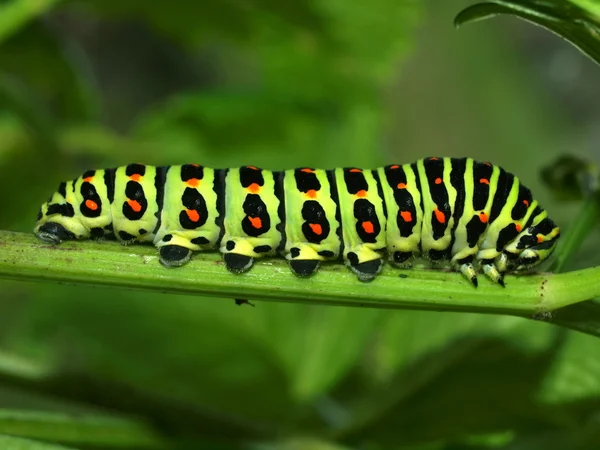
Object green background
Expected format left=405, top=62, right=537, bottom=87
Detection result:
left=0, top=0, right=599, bottom=448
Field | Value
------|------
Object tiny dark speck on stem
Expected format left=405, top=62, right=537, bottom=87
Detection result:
left=399, top=274, right=408, bottom=278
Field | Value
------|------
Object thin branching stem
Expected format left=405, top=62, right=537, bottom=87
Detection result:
left=1, top=231, right=599, bottom=316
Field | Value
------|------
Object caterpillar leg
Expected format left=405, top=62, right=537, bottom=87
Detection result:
left=345, top=247, right=385, bottom=282
left=224, top=253, right=255, bottom=273
left=286, top=244, right=327, bottom=278
left=475, top=248, right=506, bottom=287
left=159, top=245, right=193, bottom=267
left=456, top=257, right=478, bottom=287
left=389, top=250, right=414, bottom=268
left=155, top=233, right=214, bottom=268
left=451, top=248, right=479, bottom=287
left=220, top=237, right=275, bottom=274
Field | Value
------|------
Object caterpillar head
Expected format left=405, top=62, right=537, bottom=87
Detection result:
left=34, top=183, right=86, bottom=244
left=504, top=217, right=560, bottom=271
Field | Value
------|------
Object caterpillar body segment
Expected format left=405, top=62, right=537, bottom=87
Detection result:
left=34, top=158, right=561, bottom=286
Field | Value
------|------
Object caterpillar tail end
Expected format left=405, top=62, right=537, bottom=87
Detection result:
left=35, top=222, right=76, bottom=245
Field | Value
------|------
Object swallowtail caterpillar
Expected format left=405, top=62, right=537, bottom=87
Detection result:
left=34, top=157, right=560, bottom=286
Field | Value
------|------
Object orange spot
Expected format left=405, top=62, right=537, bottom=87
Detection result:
left=397, top=182, right=407, bottom=189
left=515, top=223, right=522, bottom=232
left=356, top=190, right=367, bottom=198
left=248, top=183, right=260, bottom=193
left=127, top=200, right=142, bottom=212
left=186, top=209, right=200, bottom=222
left=350, top=168, right=362, bottom=173
left=190, top=163, right=199, bottom=167
left=83, top=177, right=93, bottom=183
left=434, top=208, right=445, bottom=224
left=306, top=189, right=317, bottom=199
left=479, top=212, right=488, bottom=223
left=130, top=174, right=141, bottom=182
left=523, top=199, right=529, bottom=207
left=537, top=234, right=544, bottom=243
left=484, top=162, right=492, bottom=166
left=85, top=199, right=98, bottom=211
left=400, top=211, right=412, bottom=222
left=429, top=157, right=439, bottom=161
left=301, top=168, right=314, bottom=173
left=435, top=177, right=442, bottom=185
left=249, top=216, right=262, bottom=229
left=480, top=178, right=489, bottom=185
left=246, top=166, right=259, bottom=171
left=362, top=221, right=375, bottom=234
left=390, top=165, right=400, bottom=169
left=186, top=178, right=200, bottom=188
left=309, top=223, right=322, bottom=235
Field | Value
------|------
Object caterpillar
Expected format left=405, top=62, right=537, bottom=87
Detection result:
left=34, top=157, right=560, bottom=287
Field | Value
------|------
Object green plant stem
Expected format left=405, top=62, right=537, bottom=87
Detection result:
left=1, top=230, right=599, bottom=315
left=0, top=409, right=168, bottom=449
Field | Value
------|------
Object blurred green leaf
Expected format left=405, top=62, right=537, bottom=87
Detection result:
left=0, top=434, right=75, bottom=450
left=455, top=1, right=600, bottom=66
left=538, top=329, right=600, bottom=404
left=254, top=304, right=382, bottom=402
left=0, top=23, right=101, bottom=121
left=0, top=409, right=168, bottom=449
left=0, top=0, right=62, bottom=45
left=337, top=332, right=564, bottom=447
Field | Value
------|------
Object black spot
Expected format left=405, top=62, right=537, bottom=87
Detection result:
left=496, top=223, right=520, bottom=252
left=465, top=214, right=488, bottom=247
left=104, top=168, right=116, bottom=203
left=180, top=164, right=204, bottom=182
left=301, top=200, right=330, bottom=244
left=343, top=169, right=369, bottom=195
left=126, top=163, right=146, bottom=177
left=294, top=168, right=321, bottom=193
left=226, top=240, right=236, bottom=251
left=472, top=161, right=494, bottom=211
left=290, top=247, right=301, bottom=258
left=428, top=248, right=448, bottom=261
left=290, top=259, right=320, bottom=277
left=159, top=245, right=192, bottom=267
left=36, top=208, right=43, bottom=221
left=393, top=251, right=412, bottom=264
left=139, top=229, right=147, bottom=235
left=354, top=199, right=380, bottom=243
left=253, top=245, right=271, bottom=253
left=191, top=236, right=210, bottom=245
left=90, top=227, right=104, bottom=238
left=118, top=231, right=136, bottom=241
left=46, top=203, right=75, bottom=218
left=79, top=180, right=102, bottom=218
left=318, top=250, right=335, bottom=258
left=489, top=169, right=515, bottom=223
left=57, top=182, right=67, bottom=198
left=241, top=194, right=270, bottom=237
left=122, top=181, right=148, bottom=220
left=179, top=187, right=208, bottom=229
left=163, top=234, right=173, bottom=242
left=347, top=251, right=359, bottom=266
left=224, top=253, right=254, bottom=273
left=353, top=259, right=384, bottom=280
left=239, top=166, right=264, bottom=188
